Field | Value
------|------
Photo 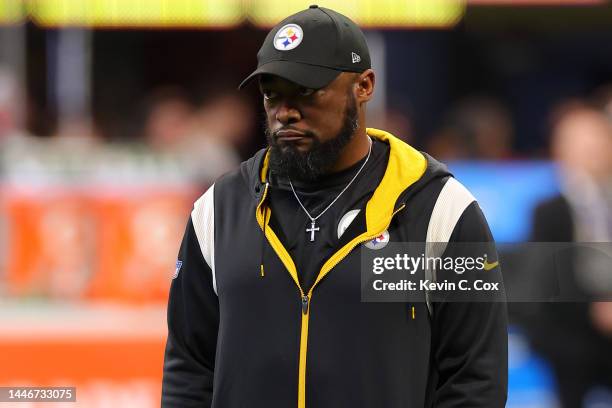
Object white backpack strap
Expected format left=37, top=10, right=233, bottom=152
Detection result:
left=424, top=178, right=476, bottom=316
left=191, top=184, right=217, bottom=295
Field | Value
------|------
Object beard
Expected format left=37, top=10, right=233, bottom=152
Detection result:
left=265, top=93, right=358, bottom=182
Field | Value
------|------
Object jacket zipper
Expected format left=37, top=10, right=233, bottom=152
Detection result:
left=297, top=204, right=406, bottom=408
left=256, top=184, right=310, bottom=408
left=298, top=294, right=310, bottom=408
left=256, top=184, right=406, bottom=408
left=301, top=295, right=309, bottom=314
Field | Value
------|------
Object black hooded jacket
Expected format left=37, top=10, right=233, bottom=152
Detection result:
left=161, top=128, right=508, bottom=408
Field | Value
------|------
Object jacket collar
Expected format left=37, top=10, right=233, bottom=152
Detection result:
left=254, top=128, right=427, bottom=234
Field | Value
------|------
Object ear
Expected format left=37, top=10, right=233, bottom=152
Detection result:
left=355, top=69, right=375, bottom=104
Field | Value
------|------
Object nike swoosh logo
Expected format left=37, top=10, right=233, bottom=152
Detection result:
left=483, top=260, right=499, bottom=271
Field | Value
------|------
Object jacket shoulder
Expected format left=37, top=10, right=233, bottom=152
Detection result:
left=193, top=148, right=267, bottom=205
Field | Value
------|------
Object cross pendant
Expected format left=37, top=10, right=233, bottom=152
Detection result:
left=306, top=221, right=320, bottom=242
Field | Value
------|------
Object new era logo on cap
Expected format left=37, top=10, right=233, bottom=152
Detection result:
left=351, top=52, right=361, bottom=63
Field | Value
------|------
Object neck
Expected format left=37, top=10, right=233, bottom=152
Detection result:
left=328, top=126, right=370, bottom=173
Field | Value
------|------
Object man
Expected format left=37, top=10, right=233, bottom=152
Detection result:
left=527, top=103, right=612, bottom=407
left=162, top=5, right=507, bottom=407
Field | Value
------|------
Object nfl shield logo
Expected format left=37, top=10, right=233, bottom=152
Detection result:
left=172, top=260, right=183, bottom=279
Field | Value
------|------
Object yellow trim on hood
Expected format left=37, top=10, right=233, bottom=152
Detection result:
left=260, top=148, right=270, bottom=183
left=364, top=128, right=427, bottom=232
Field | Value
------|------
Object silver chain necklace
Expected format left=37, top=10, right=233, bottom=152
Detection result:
left=289, top=136, right=373, bottom=242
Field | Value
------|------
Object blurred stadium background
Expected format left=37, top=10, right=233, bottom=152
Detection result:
left=1, top=0, right=611, bottom=407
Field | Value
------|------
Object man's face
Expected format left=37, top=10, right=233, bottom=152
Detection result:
left=260, top=73, right=358, bottom=181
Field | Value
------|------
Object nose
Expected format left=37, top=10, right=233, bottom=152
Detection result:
left=275, top=101, right=301, bottom=125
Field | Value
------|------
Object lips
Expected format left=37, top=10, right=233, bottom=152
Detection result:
left=275, top=129, right=309, bottom=141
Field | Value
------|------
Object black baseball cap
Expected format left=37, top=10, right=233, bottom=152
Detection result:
left=238, top=5, right=371, bottom=90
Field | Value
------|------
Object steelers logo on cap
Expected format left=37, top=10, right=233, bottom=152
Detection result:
left=273, top=24, right=304, bottom=51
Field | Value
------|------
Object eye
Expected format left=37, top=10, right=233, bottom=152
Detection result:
left=262, top=90, right=278, bottom=101
left=298, top=87, right=315, bottom=97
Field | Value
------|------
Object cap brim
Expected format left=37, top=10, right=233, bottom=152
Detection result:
left=238, top=60, right=341, bottom=90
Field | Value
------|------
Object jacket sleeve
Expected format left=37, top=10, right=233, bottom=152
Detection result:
left=430, top=202, right=508, bottom=407
left=161, top=214, right=219, bottom=407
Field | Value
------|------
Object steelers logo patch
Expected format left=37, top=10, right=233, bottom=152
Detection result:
left=364, top=230, right=390, bottom=250
left=273, top=24, right=304, bottom=51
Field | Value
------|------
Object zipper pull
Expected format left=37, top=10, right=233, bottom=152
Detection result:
left=301, top=295, right=309, bottom=315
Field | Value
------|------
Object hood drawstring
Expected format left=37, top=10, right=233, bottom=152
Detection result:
left=259, top=182, right=269, bottom=278
left=260, top=206, right=266, bottom=277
